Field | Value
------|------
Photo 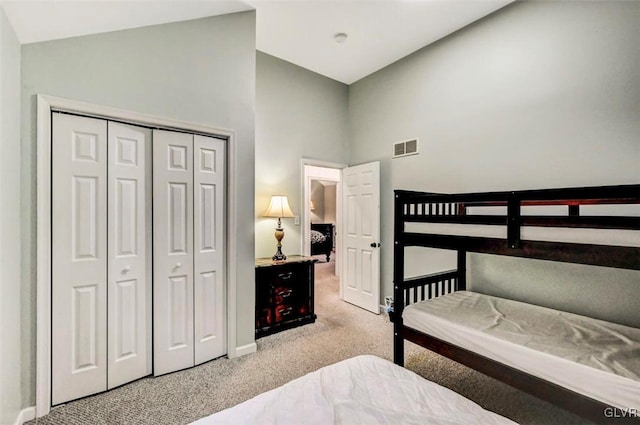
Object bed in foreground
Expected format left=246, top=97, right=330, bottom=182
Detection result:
left=191, top=355, right=517, bottom=425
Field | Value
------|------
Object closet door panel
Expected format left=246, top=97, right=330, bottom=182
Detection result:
left=153, top=130, right=195, bottom=376
left=107, top=122, right=152, bottom=389
left=194, top=135, right=226, bottom=364
left=52, top=113, right=108, bottom=405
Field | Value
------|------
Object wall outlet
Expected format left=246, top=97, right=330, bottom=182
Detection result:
left=294, top=216, right=300, bottom=225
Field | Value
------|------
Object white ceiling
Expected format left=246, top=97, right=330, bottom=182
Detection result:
left=1, top=0, right=512, bottom=84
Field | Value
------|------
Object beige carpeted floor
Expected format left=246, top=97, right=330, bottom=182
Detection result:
left=28, top=259, right=593, bottom=425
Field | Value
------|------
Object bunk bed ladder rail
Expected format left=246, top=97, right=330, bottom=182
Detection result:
left=393, top=191, right=407, bottom=365
left=393, top=191, right=468, bottom=365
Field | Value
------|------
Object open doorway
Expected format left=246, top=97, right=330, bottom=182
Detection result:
left=310, top=180, right=337, bottom=264
left=302, top=163, right=342, bottom=281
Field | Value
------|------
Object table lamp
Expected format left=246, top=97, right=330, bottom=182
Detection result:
left=264, top=195, right=295, bottom=260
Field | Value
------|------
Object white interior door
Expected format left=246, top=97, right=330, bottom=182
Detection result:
left=107, top=122, right=152, bottom=388
left=193, top=135, right=226, bottom=364
left=341, top=161, right=381, bottom=314
left=52, top=113, right=108, bottom=404
left=153, top=129, right=195, bottom=376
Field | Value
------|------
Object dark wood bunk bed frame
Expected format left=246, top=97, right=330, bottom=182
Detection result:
left=392, top=184, right=640, bottom=425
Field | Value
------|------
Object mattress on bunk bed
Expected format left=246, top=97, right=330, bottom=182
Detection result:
left=402, top=291, right=640, bottom=409
left=190, top=355, right=517, bottom=425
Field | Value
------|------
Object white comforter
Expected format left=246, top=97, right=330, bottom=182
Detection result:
left=191, top=355, right=517, bottom=425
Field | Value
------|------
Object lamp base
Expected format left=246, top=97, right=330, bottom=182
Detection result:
left=272, top=222, right=286, bottom=261
left=272, top=250, right=287, bottom=261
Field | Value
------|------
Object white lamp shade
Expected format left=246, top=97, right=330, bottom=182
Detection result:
left=264, top=195, right=295, bottom=218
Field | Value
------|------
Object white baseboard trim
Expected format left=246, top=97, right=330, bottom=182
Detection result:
left=233, top=342, right=257, bottom=358
left=13, top=406, right=36, bottom=425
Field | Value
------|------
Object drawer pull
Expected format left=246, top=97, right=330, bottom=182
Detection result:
left=280, top=307, right=293, bottom=317
left=276, top=289, right=292, bottom=298
left=275, top=305, right=294, bottom=322
left=278, top=272, right=293, bottom=280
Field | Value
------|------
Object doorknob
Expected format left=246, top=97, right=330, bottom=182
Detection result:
left=122, top=265, right=131, bottom=273
left=370, top=242, right=381, bottom=248
left=175, top=262, right=182, bottom=269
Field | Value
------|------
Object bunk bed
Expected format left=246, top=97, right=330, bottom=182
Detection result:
left=393, top=184, right=640, bottom=425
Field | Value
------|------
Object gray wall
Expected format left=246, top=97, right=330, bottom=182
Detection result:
left=310, top=180, right=325, bottom=223
left=21, top=12, right=256, bottom=406
left=0, top=7, right=22, bottom=424
left=324, top=185, right=336, bottom=224
left=348, top=1, right=640, bottom=326
left=255, top=52, right=348, bottom=258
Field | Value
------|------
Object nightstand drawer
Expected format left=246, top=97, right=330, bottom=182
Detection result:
left=273, top=286, right=295, bottom=304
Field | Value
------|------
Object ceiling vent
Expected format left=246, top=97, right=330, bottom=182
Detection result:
left=393, top=138, right=419, bottom=158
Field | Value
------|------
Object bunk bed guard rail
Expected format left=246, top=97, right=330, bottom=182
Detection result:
left=392, top=183, right=640, bottom=320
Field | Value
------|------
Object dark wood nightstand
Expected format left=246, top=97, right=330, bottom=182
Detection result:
left=255, top=256, right=317, bottom=338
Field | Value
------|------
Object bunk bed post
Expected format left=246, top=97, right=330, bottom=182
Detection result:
left=507, top=193, right=521, bottom=249
left=457, top=250, right=467, bottom=291
left=568, top=204, right=579, bottom=216
left=393, top=191, right=405, bottom=366
left=457, top=202, right=467, bottom=291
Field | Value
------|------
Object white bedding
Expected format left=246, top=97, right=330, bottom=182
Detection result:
left=403, top=291, right=640, bottom=409
left=190, top=355, right=517, bottom=425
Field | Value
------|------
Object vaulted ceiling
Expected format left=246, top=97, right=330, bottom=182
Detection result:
left=1, top=0, right=512, bottom=84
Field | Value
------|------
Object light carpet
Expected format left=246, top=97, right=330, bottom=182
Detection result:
left=28, top=259, right=591, bottom=425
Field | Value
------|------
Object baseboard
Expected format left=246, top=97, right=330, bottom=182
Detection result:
left=13, top=406, right=36, bottom=425
left=234, top=342, right=257, bottom=357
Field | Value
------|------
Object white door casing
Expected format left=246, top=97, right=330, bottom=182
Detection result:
left=341, top=161, right=381, bottom=314
left=52, top=113, right=108, bottom=404
left=194, top=135, right=227, bottom=364
left=37, top=95, right=240, bottom=417
left=107, top=122, right=152, bottom=388
left=153, top=129, right=195, bottom=376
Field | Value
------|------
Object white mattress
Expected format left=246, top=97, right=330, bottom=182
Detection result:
left=403, top=291, right=640, bottom=409
left=191, top=355, right=517, bottom=425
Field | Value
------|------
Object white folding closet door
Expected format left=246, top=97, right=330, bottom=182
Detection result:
left=153, top=131, right=227, bottom=375
left=52, top=113, right=108, bottom=405
left=52, top=114, right=152, bottom=405
left=52, top=114, right=226, bottom=393
left=194, top=135, right=226, bottom=364
left=153, top=129, right=195, bottom=376
left=107, top=122, right=152, bottom=388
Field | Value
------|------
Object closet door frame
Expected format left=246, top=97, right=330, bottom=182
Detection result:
left=35, top=95, right=243, bottom=418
